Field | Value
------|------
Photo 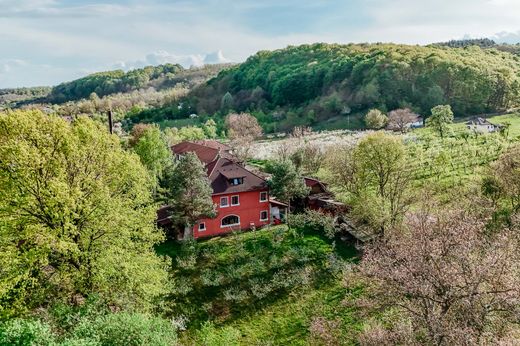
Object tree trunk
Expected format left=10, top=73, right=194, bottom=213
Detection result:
left=183, top=224, right=193, bottom=240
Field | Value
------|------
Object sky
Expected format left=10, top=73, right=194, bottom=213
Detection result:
left=1, top=0, right=520, bottom=88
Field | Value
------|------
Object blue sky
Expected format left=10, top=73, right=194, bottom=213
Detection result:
left=1, top=0, right=520, bottom=88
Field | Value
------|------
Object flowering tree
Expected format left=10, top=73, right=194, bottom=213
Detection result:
left=354, top=210, right=520, bottom=345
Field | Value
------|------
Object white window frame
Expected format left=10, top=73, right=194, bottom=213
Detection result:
left=221, top=214, right=240, bottom=228
left=231, top=195, right=240, bottom=206
left=260, top=191, right=268, bottom=202
left=220, top=196, right=229, bottom=208
left=260, top=210, right=268, bottom=221
left=199, top=222, right=206, bottom=231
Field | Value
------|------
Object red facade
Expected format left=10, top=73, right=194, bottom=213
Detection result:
left=193, top=189, right=270, bottom=238
left=167, top=140, right=271, bottom=239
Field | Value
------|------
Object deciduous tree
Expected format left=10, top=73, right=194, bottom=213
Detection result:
left=355, top=210, right=520, bottom=345
left=267, top=160, right=309, bottom=213
left=225, top=113, right=263, bottom=160
left=0, top=110, right=168, bottom=318
left=386, top=108, right=419, bottom=133
left=427, top=104, right=454, bottom=138
left=364, top=109, right=387, bottom=129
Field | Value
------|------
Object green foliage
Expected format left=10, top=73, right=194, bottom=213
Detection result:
left=49, top=64, right=183, bottom=103
left=202, top=119, right=218, bottom=139
left=427, top=104, right=454, bottom=138
left=166, top=226, right=339, bottom=326
left=71, top=312, right=177, bottom=346
left=364, top=109, right=387, bottom=129
left=194, top=322, right=241, bottom=346
left=163, top=126, right=206, bottom=146
left=0, top=319, right=55, bottom=346
left=132, top=125, right=172, bottom=183
left=189, top=43, right=520, bottom=131
left=266, top=160, right=309, bottom=204
left=0, top=311, right=178, bottom=346
left=160, top=152, right=215, bottom=236
left=0, top=110, right=168, bottom=318
left=288, top=210, right=337, bottom=238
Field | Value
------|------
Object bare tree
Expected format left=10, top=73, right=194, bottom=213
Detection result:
left=387, top=108, right=419, bottom=133
left=354, top=209, right=520, bottom=345
left=225, top=113, right=263, bottom=160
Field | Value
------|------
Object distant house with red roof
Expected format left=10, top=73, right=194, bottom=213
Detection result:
left=161, top=141, right=276, bottom=239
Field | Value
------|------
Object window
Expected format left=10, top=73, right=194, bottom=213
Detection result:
left=231, top=195, right=240, bottom=206
left=229, top=177, right=243, bottom=186
left=260, top=191, right=268, bottom=202
left=199, top=222, right=206, bottom=231
left=220, top=197, right=229, bottom=207
left=221, top=215, right=240, bottom=227
left=260, top=210, right=268, bottom=221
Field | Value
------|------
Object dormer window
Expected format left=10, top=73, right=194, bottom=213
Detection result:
left=229, top=177, right=243, bottom=186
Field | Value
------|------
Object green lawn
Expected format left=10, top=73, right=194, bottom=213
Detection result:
left=156, top=226, right=361, bottom=345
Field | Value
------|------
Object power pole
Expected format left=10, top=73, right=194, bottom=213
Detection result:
left=108, top=110, right=113, bottom=134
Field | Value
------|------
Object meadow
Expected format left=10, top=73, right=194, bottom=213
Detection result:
left=156, top=226, right=360, bottom=345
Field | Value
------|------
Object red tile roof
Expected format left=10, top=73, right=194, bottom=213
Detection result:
left=171, top=142, right=220, bottom=164
left=210, top=158, right=267, bottom=195
left=192, top=140, right=232, bottom=151
left=171, top=141, right=267, bottom=196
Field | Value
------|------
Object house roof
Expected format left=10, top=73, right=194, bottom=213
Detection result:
left=171, top=141, right=267, bottom=196
left=466, top=117, right=495, bottom=126
left=192, top=140, right=232, bottom=151
left=304, top=177, right=328, bottom=193
left=172, top=141, right=220, bottom=164
left=209, top=158, right=267, bottom=195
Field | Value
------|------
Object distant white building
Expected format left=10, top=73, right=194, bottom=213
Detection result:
left=466, top=117, right=503, bottom=133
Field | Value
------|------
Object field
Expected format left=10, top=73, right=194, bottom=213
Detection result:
left=156, top=226, right=360, bottom=345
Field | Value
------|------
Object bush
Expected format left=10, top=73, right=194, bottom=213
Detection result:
left=288, top=209, right=338, bottom=238
left=71, top=312, right=177, bottom=346
left=0, top=319, right=55, bottom=346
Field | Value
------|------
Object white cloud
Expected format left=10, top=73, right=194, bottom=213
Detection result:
left=115, top=50, right=231, bottom=71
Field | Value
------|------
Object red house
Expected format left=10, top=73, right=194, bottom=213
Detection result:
left=159, top=140, right=272, bottom=239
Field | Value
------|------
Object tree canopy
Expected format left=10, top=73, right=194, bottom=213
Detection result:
left=0, top=110, right=168, bottom=318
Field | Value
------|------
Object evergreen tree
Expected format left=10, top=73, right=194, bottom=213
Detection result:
left=162, top=153, right=215, bottom=239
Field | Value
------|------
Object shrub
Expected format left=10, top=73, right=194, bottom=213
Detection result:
left=0, top=319, right=55, bottom=346
left=71, top=312, right=177, bottom=346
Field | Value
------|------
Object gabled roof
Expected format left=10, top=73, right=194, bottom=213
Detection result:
left=209, top=158, right=267, bottom=195
left=171, top=141, right=267, bottom=196
left=466, top=117, right=495, bottom=126
left=192, top=140, right=232, bottom=151
left=171, top=141, right=221, bottom=164
left=304, top=177, right=328, bottom=193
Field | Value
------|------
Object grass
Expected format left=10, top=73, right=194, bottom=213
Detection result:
left=313, top=113, right=365, bottom=132
left=156, top=226, right=360, bottom=345
left=403, top=113, right=520, bottom=190
left=156, top=117, right=202, bottom=129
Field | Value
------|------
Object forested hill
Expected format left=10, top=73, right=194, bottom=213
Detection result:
left=47, top=63, right=183, bottom=103
left=45, top=63, right=233, bottom=104
left=187, top=43, right=520, bottom=128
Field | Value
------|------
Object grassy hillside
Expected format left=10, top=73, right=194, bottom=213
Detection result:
left=156, top=226, right=360, bottom=345
left=182, top=43, right=520, bottom=132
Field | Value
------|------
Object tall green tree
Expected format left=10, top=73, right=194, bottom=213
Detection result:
left=364, top=109, right=388, bottom=129
left=267, top=160, right=309, bottom=213
left=162, top=153, right=215, bottom=239
left=427, top=104, right=454, bottom=138
left=0, top=110, right=168, bottom=319
left=326, top=133, right=413, bottom=235
left=132, top=125, right=172, bottom=186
